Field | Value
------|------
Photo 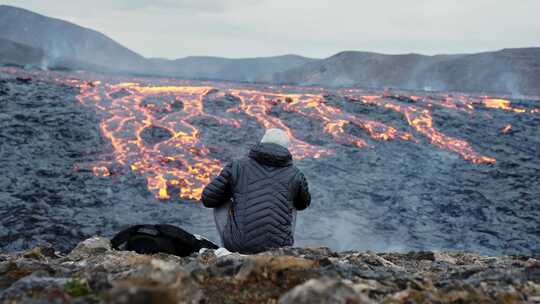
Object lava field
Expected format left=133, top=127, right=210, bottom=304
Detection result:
left=0, top=67, right=539, bottom=255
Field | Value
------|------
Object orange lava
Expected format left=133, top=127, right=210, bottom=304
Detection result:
left=484, top=98, right=512, bottom=110
left=228, top=90, right=334, bottom=158
left=405, top=108, right=495, bottom=164
left=75, top=82, right=240, bottom=200
left=92, top=166, right=110, bottom=177
left=66, top=78, right=505, bottom=201
left=483, top=98, right=526, bottom=113
left=354, top=95, right=496, bottom=164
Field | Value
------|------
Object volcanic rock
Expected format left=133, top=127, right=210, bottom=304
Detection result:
left=16, top=76, right=32, bottom=83
left=279, top=278, right=374, bottom=304
left=68, top=237, right=112, bottom=259
left=140, top=125, right=174, bottom=146
left=0, top=238, right=538, bottom=303
left=109, top=88, right=131, bottom=100
left=1, top=67, right=540, bottom=257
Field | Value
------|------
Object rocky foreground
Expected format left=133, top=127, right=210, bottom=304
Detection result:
left=0, top=237, right=539, bottom=303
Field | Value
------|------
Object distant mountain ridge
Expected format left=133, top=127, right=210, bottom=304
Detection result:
left=0, top=5, right=314, bottom=82
left=274, top=49, right=540, bottom=95
left=1, top=5, right=539, bottom=95
left=147, top=54, right=316, bottom=82
left=0, top=5, right=146, bottom=72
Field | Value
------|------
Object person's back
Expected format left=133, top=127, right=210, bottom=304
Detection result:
left=201, top=129, right=311, bottom=254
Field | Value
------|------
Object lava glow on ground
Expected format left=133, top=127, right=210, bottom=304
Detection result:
left=22, top=72, right=525, bottom=202
left=3, top=67, right=540, bottom=254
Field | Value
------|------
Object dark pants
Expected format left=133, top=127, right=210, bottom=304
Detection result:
left=213, top=201, right=297, bottom=247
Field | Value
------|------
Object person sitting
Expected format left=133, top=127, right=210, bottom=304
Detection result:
left=201, top=128, right=311, bottom=254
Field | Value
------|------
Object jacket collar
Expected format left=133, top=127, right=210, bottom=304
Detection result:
left=248, top=143, right=293, bottom=167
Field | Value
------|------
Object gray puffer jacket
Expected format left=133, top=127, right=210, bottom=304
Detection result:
left=201, top=143, right=311, bottom=254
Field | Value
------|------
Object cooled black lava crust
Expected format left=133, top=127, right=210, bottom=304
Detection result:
left=0, top=72, right=539, bottom=255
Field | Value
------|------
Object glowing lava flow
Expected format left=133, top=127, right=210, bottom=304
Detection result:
left=404, top=108, right=496, bottom=164
left=483, top=98, right=526, bottom=113
left=68, top=79, right=501, bottom=201
left=229, top=90, right=412, bottom=151
left=227, top=90, right=333, bottom=159
left=350, top=95, right=497, bottom=164
left=74, top=82, right=242, bottom=200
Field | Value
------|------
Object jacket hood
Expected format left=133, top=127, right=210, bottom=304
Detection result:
left=249, top=143, right=293, bottom=167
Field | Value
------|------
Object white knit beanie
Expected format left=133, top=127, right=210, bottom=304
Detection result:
left=260, top=128, right=290, bottom=148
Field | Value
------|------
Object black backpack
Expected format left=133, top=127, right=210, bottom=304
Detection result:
left=111, top=224, right=218, bottom=257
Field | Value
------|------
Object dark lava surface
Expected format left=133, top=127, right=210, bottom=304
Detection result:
left=0, top=70, right=539, bottom=255
left=0, top=75, right=214, bottom=253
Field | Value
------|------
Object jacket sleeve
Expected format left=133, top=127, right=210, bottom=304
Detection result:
left=201, top=162, right=233, bottom=208
left=293, top=170, right=311, bottom=211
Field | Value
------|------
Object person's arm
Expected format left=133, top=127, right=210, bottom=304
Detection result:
left=293, top=171, right=311, bottom=211
left=201, top=162, right=233, bottom=208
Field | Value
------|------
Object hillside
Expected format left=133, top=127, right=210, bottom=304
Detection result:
left=273, top=49, right=540, bottom=95
left=148, top=54, right=316, bottom=82
left=0, top=5, right=147, bottom=72
left=0, top=5, right=314, bottom=81
left=1, top=5, right=539, bottom=95
left=0, top=38, right=44, bottom=67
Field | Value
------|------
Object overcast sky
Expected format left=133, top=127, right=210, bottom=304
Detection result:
left=3, top=0, right=540, bottom=59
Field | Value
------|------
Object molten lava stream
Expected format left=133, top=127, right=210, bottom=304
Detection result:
left=351, top=95, right=496, bottom=164
left=75, top=81, right=244, bottom=200
left=69, top=78, right=498, bottom=201
left=230, top=90, right=412, bottom=152
left=404, top=108, right=495, bottom=164
left=229, top=90, right=333, bottom=159
left=483, top=98, right=526, bottom=113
